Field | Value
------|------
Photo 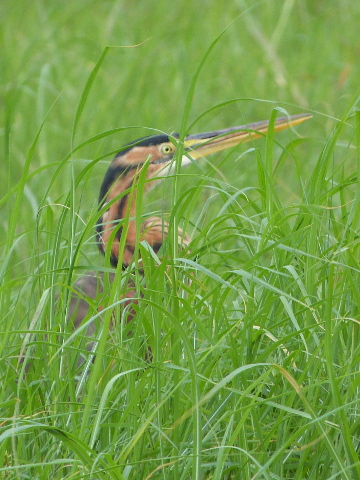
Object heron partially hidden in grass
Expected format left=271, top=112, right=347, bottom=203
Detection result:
left=69, top=113, right=311, bottom=344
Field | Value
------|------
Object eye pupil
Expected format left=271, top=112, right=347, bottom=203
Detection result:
left=161, top=144, right=172, bottom=154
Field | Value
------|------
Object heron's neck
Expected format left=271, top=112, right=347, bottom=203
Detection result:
left=97, top=164, right=166, bottom=267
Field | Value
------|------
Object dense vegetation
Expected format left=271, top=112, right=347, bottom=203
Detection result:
left=1, top=1, right=359, bottom=478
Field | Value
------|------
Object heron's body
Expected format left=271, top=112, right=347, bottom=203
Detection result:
left=69, top=113, right=311, bottom=345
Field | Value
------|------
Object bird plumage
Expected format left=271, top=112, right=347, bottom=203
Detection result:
left=96, top=113, right=311, bottom=268
left=69, top=113, right=311, bottom=350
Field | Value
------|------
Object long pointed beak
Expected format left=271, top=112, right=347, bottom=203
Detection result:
left=183, top=113, right=311, bottom=159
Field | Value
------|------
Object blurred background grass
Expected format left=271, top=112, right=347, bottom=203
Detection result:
left=2, top=0, right=358, bottom=274
left=1, top=1, right=359, bottom=479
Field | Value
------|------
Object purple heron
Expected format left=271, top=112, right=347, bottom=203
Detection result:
left=70, top=114, right=311, bottom=341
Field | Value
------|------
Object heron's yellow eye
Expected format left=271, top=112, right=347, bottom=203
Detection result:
left=160, top=143, right=175, bottom=155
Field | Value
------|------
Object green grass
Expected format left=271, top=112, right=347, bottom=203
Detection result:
left=1, top=1, right=360, bottom=479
